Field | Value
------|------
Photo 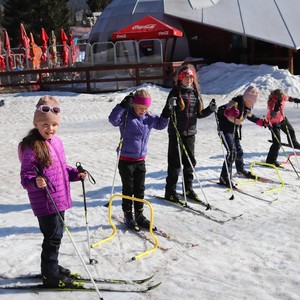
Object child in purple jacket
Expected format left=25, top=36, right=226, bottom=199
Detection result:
left=109, top=89, right=170, bottom=230
left=18, top=95, right=86, bottom=288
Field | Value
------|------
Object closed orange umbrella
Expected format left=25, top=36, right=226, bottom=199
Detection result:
left=29, top=32, right=42, bottom=69
left=40, top=28, right=49, bottom=62
left=4, top=31, right=14, bottom=71
left=68, top=33, right=75, bottom=65
left=20, top=23, right=30, bottom=61
left=59, top=29, right=69, bottom=66
left=0, top=56, right=5, bottom=72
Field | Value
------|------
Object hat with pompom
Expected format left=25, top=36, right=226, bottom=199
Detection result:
left=243, top=86, right=260, bottom=105
left=33, top=95, right=61, bottom=125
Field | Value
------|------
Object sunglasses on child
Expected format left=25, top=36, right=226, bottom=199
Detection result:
left=37, top=105, right=61, bottom=114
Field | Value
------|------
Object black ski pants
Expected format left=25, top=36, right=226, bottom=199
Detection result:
left=165, top=133, right=196, bottom=193
left=37, top=211, right=65, bottom=277
left=220, top=130, right=244, bottom=179
left=267, top=118, right=300, bottom=163
left=118, top=160, right=146, bottom=213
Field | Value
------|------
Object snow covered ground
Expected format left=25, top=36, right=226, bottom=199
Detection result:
left=0, top=62, right=300, bottom=300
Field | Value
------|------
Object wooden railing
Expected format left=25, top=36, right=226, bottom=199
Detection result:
left=0, top=60, right=209, bottom=93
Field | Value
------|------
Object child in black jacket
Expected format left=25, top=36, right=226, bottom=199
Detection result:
left=163, top=64, right=216, bottom=202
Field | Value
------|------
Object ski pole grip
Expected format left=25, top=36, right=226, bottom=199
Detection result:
left=76, top=162, right=85, bottom=173
left=33, top=166, right=42, bottom=177
left=76, top=162, right=96, bottom=185
left=210, top=98, right=217, bottom=112
left=171, top=97, right=177, bottom=107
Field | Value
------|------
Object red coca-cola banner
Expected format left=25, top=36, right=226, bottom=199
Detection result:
left=112, top=15, right=183, bottom=41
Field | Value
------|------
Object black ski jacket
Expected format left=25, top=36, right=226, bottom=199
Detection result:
left=165, top=85, right=213, bottom=136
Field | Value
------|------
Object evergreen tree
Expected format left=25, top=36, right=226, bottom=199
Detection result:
left=2, top=0, right=71, bottom=47
left=2, top=0, right=33, bottom=47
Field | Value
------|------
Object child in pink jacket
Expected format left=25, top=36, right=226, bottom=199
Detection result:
left=266, top=89, right=300, bottom=166
left=18, top=95, right=86, bottom=288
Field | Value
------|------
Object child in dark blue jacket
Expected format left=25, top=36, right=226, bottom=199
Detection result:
left=109, top=89, right=169, bottom=230
left=217, top=86, right=268, bottom=186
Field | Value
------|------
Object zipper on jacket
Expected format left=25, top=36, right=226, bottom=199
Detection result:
left=185, top=91, right=190, bottom=135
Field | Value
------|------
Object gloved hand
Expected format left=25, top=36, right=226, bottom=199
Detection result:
left=292, top=97, right=300, bottom=103
left=161, top=104, right=172, bottom=119
left=120, top=93, right=134, bottom=108
left=224, top=106, right=239, bottom=118
left=209, top=99, right=217, bottom=112
left=274, top=100, right=282, bottom=112
left=256, top=118, right=271, bottom=128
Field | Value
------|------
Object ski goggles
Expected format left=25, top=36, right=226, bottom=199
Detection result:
left=36, top=105, right=61, bottom=114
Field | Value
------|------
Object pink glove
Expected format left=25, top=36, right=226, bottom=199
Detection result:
left=224, top=107, right=239, bottom=118
left=256, top=119, right=271, bottom=128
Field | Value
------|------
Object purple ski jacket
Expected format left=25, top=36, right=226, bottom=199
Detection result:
left=18, top=135, right=80, bottom=217
left=108, top=104, right=168, bottom=159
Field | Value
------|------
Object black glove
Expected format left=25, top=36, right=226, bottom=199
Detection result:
left=120, top=93, right=134, bottom=108
left=274, top=100, right=282, bottom=112
left=292, top=97, right=300, bottom=104
left=209, top=99, right=217, bottom=112
left=161, top=104, right=172, bottom=119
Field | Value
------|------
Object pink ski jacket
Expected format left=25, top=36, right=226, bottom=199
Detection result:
left=19, top=136, right=80, bottom=217
left=266, top=94, right=289, bottom=124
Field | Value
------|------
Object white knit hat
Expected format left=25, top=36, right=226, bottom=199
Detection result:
left=243, top=86, right=260, bottom=105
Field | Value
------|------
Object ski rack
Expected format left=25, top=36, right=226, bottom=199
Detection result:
left=237, top=162, right=284, bottom=194
left=91, top=194, right=158, bottom=260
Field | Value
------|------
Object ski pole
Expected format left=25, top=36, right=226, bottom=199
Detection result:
left=34, top=167, right=103, bottom=300
left=104, top=99, right=131, bottom=208
left=230, top=102, right=239, bottom=167
left=213, top=105, right=235, bottom=200
left=171, top=99, right=211, bottom=209
left=227, top=101, right=239, bottom=199
left=76, top=162, right=97, bottom=265
left=269, top=125, right=300, bottom=178
left=172, top=104, right=188, bottom=205
left=285, top=124, right=300, bottom=171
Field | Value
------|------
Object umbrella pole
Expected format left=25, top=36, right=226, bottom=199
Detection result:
left=163, top=38, right=169, bottom=62
left=170, top=37, right=177, bottom=62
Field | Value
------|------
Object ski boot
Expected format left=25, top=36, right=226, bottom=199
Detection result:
left=237, top=169, right=256, bottom=179
left=185, top=189, right=200, bottom=201
left=164, top=190, right=181, bottom=202
left=43, top=273, right=83, bottom=288
left=124, top=211, right=140, bottom=231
